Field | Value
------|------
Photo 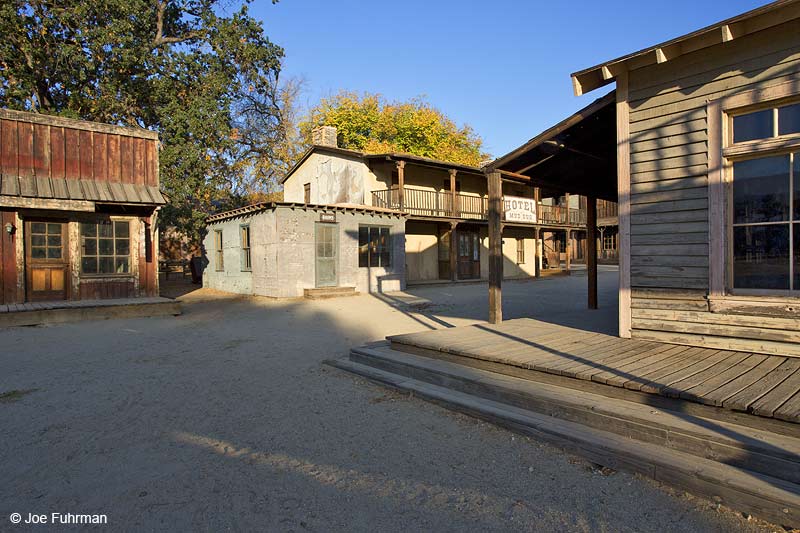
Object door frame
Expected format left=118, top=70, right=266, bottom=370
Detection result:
left=24, top=217, right=71, bottom=302
left=457, top=226, right=481, bottom=280
left=314, top=222, right=339, bottom=288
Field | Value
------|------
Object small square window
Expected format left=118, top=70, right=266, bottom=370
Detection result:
left=779, top=104, right=800, bottom=136
left=733, top=109, right=773, bottom=143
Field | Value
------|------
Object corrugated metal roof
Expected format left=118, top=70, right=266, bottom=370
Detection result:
left=0, top=174, right=166, bottom=205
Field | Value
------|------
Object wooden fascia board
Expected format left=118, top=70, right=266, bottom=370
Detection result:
left=570, top=0, right=800, bottom=96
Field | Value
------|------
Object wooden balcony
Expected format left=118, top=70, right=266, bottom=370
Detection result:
left=372, top=188, right=588, bottom=226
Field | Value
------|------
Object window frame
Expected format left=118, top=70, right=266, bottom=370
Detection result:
left=214, top=229, right=224, bottom=272
left=79, top=218, right=133, bottom=277
left=358, top=225, right=392, bottom=268
left=709, top=80, right=800, bottom=298
left=516, top=237, right=525, bottom=265
left=240, top=225, right=251, bottom=272
left=304, top=183, right=311, bottom=204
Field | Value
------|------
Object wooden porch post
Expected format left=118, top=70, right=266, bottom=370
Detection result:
left=587, top=196, right=598, bottom=309
left=487, top=170, right=503, bottom=324
left=396, top=160, right=405, bottom=211
left=449, top=169, right=458, bottom=217
left=449, top=221, right=458, bottom=282
left=565, top=229, right=571, bottom=273
left=534, top=187, right=541, bottom=277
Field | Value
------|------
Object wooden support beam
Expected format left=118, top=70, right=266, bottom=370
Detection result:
left=617, top=71, right=632, bottom=338
left=587, top=196, right=598, bottom=309
left=721, top=24, right=734, bottom=42
left=449, top=221, right=458, bottom=282
left=565, top=229, right=571, bottom=273
left=449, top=168, right=458, bottom=217
left=487, top=170, right=503, bottom=324
left=396, top=160, right=405, bottom=211
left=534, top=187, right=541, bottom=277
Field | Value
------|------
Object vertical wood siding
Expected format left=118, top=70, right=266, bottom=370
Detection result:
left=0, top=115, right=158, bottom=188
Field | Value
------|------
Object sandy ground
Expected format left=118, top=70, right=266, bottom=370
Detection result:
left=0, top=270, right=780, bottom=532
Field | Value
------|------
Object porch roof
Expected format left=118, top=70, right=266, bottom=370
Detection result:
left=487, top=91, right=617, bottom=202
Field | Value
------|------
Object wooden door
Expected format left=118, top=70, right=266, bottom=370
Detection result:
left=25, top=220, right=69, bottom=301
left=457, top=229, right=480, bottom=279
left=315, top=223, right=338, bottom=287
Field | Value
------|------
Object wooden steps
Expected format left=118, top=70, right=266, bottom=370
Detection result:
left=303, top=287, right=357, bottom=300
left=330, top=342, right=800, bottom=528
left=0, top=297, right=181, bottom=328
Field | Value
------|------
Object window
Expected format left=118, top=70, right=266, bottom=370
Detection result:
left=603, top=229, right=617, bottom=251
left=240, top=225, right=251, bottom=271
left=304, top=183, right=311, bottom=203
left=732, top=103, right=800, bottom=143
left=214, top=230, right=224, bottom=271
left=30, top=222, right=63, bottom=260
left=516, top=237, right=525, bottom=264
left=731, top=153, right=798, bottom=290
left=80, top=220, right=130, bottom=274
left=358, top=226, right=391, bottom=267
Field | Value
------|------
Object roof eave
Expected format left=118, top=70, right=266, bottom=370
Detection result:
left=570, top=0, right=800, bottom=96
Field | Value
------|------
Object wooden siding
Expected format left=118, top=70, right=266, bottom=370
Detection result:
left=0, top=112, right=159, bottom=190
left=0, top=209, right=20, bottom=304
left=626, top=19, right=800, bottom=354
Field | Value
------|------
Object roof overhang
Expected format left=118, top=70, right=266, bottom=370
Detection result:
left=571, top=0, right=800, bottom=96
left=487, top=91, right=617, bottom=201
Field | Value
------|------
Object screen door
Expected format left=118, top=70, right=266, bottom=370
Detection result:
left=315, top=223, right=338, bottom=287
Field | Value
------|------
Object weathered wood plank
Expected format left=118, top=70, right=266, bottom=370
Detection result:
left=17, top=121, right=34, bottom=178
left=631, top=187, right=707, bottom=205
left=79, top=130, right=93, bottom=180
left=64, top=128, right=81, bottom=179
left=630, top=198, right=707, bottom=215
left=630, top=165, right=708, bottom=183
left=662, top=352, right=751, bottom=398
left=630, top=141, right=707, bottom=164
left=631, top=176, right=708, bottom=195
left=630, top=233, right=708, bottom=246
left=638, top=350, right=733, bottom=394
left=630, top=153, right=707, bottom=175
left=631, top=221, right=709, bottom=235
left=724, top=359, right=800, bottom=412
left=630, top=127, right=707, bottom=151
left=633, top=329, right=800, bottom=358
left=32, top=122, right=50, bottom=177
left=631, top=297, right=708, bottom=311
left=632, top=308, right=800, bottom=333
left=621, top=346, right=709, bottom=390
left=1, top=120, right=18, bottom=177
left=773, top=391, right=800, bottom=423
left=631, top=277, right=708, bottom=290
left=631, top=265, right=709, bottom=278
left=50, top=126, right=65, bottom=179
left=750, top=368, right=800, bottom=417
left=630, top=209, right=709, bottom=224
left=630, top=255, right=709, bottom=268
left=699, top=356, right=786, bottom=406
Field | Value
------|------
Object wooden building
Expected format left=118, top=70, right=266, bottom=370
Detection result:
left=488, top=0, right=800, bottom=355
left=282, top=128, right=614, bottom=285
left=0, top=109, right=164, bottom=305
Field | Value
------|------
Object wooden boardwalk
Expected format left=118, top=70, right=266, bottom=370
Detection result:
left=387, top=318, right=800, bottom=424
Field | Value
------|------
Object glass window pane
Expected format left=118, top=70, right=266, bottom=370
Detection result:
left=733, top=225, right=790, bottom=289
left=796, top=224, right=800, bottom=290
left=80, top=223, right=96, bottom=237
left=81, top=258, right=97, bottom=273
left=99, top=239, right=114, bottom=255
left=47, top=235, right=61, bottom=247
left=733, top=155, right=789, bottom=223
left=98, top=222, right=113, bottom=237
left=779, top=104, right=800, bottom=136
left=99, top=257, right=114, bottom=273
left=115, top=258, right=129, bottom=273
left=47, top=247, right=61, bottom=259
left=47, top=223, right=61, bottom=234
left=115, top=239, right=130, bottom=256
left=733, top=109, right=774, bottom=143
left=31, top=247, right=46, bottom=259
left=31, top=234, right=45, bottom=246
left=31, top=222, right=46, bottom=234
left=114, top=221, right=129, bottom=238
left=795, top=154, right=800, bottom=221
left=83, top=238, right=96, bottom=255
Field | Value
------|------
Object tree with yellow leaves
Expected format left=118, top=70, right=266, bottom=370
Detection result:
left=301, top=91, right=489, bottom=166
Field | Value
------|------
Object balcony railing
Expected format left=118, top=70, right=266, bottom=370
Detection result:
left=371, top=188, right=588, bottom=226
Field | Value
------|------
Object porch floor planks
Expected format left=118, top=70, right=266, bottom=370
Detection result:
left=725, top=359, right=800, bottom=412
left=388, top=318, right=800, bottom=423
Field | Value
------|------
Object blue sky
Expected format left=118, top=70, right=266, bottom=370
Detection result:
left=251, top=0, right=766, bottom=157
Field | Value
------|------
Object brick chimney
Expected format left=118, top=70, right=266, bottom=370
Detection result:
left=312, top=125, right=338, bottom=148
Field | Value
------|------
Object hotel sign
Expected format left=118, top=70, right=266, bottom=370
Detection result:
left=503, top=196, right=537, bottom=223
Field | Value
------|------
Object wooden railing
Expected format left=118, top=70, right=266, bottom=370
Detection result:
left=597, top=199, right=618, bottom=220
left=371, top=188, right=590, bottom=226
